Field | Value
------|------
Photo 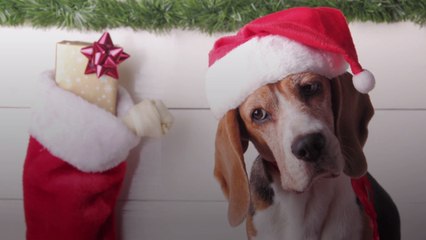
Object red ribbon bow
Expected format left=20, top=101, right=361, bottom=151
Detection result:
left=81, top=32, right=129, bottom=79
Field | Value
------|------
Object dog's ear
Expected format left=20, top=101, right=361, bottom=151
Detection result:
left=214, top=109, right=250, bottom=227
left=330, top=72, right=374, bottom=178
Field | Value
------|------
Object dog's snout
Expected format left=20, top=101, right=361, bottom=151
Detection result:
left=291, top=133, right=325, bottom=162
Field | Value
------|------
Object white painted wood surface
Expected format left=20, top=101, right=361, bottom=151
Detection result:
left=1, top=23, right=426, bottom=239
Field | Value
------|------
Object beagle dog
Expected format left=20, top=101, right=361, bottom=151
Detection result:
left=214, top=72, right=400, bottom=239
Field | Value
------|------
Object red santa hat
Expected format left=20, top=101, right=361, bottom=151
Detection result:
left=206, top=7, right=375, bottom=118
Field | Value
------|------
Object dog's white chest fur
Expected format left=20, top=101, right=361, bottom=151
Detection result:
left=251, top=175, right=363, bottom=240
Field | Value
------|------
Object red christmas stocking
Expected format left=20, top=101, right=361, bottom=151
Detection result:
left=23, top=72, right=139, bottom=240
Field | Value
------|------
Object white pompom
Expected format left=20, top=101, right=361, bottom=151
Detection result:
left=352, top=69, right=375, bottom=94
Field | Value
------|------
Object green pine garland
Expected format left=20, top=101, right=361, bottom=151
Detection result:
left=1, top=0, right=425, bottom=33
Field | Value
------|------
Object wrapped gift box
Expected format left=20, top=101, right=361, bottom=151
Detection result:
left=55, top=41, right=118, bottom=114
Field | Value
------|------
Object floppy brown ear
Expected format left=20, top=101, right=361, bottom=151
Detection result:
left=214, top=109, right=250, bottom=227
left=330, top=72, right=374, bottom=178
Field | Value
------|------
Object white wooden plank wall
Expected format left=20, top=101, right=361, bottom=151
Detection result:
left=0, top=23, right=425, bottom=239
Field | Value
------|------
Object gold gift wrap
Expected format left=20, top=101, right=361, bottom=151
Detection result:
left=55, top=41, right=118, bottom=114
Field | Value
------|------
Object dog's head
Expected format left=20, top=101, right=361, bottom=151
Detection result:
left=214, top=72, right=374, bottom=226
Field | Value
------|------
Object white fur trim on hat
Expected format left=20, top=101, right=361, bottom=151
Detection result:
left=205, top=35, right=348, bottom=118
left=29, top=71, right=139, bottom=172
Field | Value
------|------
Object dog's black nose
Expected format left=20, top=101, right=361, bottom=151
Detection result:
left=291, top=133, right=325, bottom=162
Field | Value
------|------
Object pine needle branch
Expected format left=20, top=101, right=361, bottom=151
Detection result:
left=0, top=0, right=424, bottom=32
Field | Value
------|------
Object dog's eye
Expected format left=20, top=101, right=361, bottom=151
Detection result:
left=251, top=108, right=269, bottom=123
left=300, top=82, right=321, bottom=98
